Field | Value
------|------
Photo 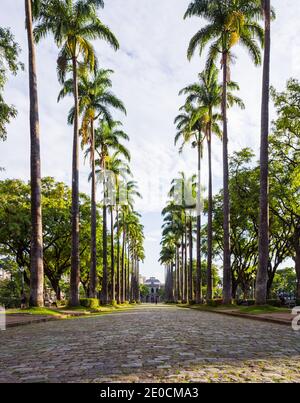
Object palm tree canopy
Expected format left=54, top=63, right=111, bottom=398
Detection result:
left=93, top=120, right=131, bottom=169
left=175, top=63, right=245, bottom=152
left=185, top=0, right=264, bottom=68
left=34, top=0, right=119, bottom=82
left=58, top=68, right=126, bottom=143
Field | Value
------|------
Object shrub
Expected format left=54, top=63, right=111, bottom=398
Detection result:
left=56, top=299, right=67, bottom=307
left=110, top=299, right=117, bottom=306
left=236, top=299, right=255, bottom=306
left=79, top=298, right=99, bottom=310
left=267, top=299, right=282, bottom=307
left=207, top=299, right=223, bottom=307
left=0, top=297, right=21, bottom=309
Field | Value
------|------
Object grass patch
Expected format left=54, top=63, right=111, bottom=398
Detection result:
left=6, top=307, right=64, bottom=317
left=62, top=302, right=136, bottom=313
left=178, top=303, right=239, bottom=311
left=238, top=305, right=290, bottom=315
left=6, top=303, right=137, bottom=319
left=180, top=303, right=290, bottom=315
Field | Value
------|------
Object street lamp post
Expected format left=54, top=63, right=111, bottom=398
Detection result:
left=20, top=267, right=26, bottom=309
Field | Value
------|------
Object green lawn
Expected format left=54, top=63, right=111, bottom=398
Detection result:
left=179, top=303, right=290, bottom=315
left=6, top=302, right=137, bottom=318
left=6, top=307, right=64, bottom=317
left=238, top=305, right=290, bottom=315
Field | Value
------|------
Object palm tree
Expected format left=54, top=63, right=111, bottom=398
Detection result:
left=118, top=181, right=142, bottom=302
left=94, top=121, right=130, bottom=304
left=169, top=173, right=197, bottom=303
left=256, top=0, right=272, bottom=305
left=106, top=152, right=131, bottom=302
left=25, top=0, right=44, bottom=307
left=175, top=104, right=204, bottom=303
left=162, top=201, right=185, bottom=301
left=159, top=241, right=176, bottom=302
left=179, top=65, right=244, bottom=300
left=126, top=211, right=145, bottom=302
left=35, top=0, right=119, bottom=306
left=185, top=0, right=263, bottom=303
left=59, top=68, right=126, bottom=299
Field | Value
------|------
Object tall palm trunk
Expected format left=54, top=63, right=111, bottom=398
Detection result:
left=176, top=245, right=180, bottom=301
left=89, top=119, right=97, bottom=298
left=184, top=214, right=188, bottom=302
left=136, top=260, right=140, bottom=302
left=25, top=0, right=44, bottom=307
left=116, top=206, right=121, bottom=303
left=256, top=0, right=271, bottom=305
left=189, top=217, right=193, bottom=302
left=222, top=51, right=232, bottom=305
left=171, top=263, right=175, bottom=301
left=174, top=251, right=178, bottom=301
left=181, top=235, right=184, bottom=301
left=110, top=207, right=115, bottom=301
left=102, top=203, right=108, bottom=304
left=124, top=251, right=127, bottom=301
left=195, top=140, right=202, bottom=304
left=126, top=242, right=130, bottom=301
left=207, top=122, right=213, bottom=301
left=69, top=56, right=80, bottom=307
left=121, top=222, right=126, bottom=303
left=169, top=263, right=174, bottom=301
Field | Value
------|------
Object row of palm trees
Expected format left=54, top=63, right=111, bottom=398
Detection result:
left=160, top=174, right=197, bottom=303
left=160, top=0, right=272, bottom=304
left=25, top=0, right=144, bottom=306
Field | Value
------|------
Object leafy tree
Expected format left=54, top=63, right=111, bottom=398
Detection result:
left=0, top=178, right=98, bottom=300
left=269, top=79, right=300, bottom=298
left=139, top=283, right=149, bottom=300
left=210, top=146, right=293, bottom=299
left=271, top=268, right=297, bottom=298
left=0, top=26, right=23, bottom=141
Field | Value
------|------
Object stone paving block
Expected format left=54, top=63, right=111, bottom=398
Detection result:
left=0, top=306, right=300, bottom=383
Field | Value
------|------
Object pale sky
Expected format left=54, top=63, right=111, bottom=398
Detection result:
left=1, top=1, right=300, bottom=282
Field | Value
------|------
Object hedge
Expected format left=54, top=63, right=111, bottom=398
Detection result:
left=207, top=299, right=223, bottom=307
left=79, top=298, right=99, bottom=309
left=0, top=297, right=21, bottom=309
left=266, top=299, right=282, bottom=307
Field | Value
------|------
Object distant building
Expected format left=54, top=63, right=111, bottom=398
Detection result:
left=142, top=277, right=163, bottom=303
left=139, top=275, right=146, bottom=285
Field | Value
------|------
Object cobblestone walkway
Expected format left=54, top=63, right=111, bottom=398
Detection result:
left=0, top=305, right=300, bottom=383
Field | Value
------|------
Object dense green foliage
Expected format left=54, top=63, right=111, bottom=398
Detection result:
left=0, top=27, right=23, bottom=141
